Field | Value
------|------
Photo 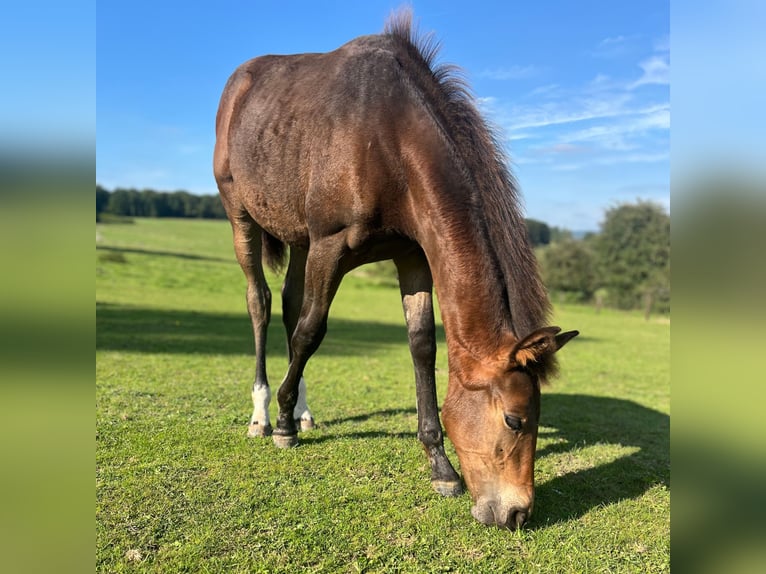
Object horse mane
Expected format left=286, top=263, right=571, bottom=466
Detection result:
left=383, top=9, right=552, bottom=338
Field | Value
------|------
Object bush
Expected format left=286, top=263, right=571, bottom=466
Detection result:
left=595, top=201, right=670, bottom=310
left=541, top=239, right=597, bottom=302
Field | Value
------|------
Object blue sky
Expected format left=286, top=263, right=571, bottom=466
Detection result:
left=97, top=1, right=669, bottom=231
left=1, top=2, right=94, bottom=152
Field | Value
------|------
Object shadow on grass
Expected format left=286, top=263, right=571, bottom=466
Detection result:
left=96, top=302, right=444, bottom=356
left=299, top=408, right=419, bottom=444
left=300, top=429, right=418, bottom=445
left=293, top=396, right=667, bottom=528
left=97, top=302, right=667, bottom=527
left=321, top=408, right=418, bottom=427
left=530, top=393, right=669, bottom=528
left=97, top=245, right=234, bottom=263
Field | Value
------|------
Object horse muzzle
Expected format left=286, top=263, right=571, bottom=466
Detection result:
left=470, top=498, right=532, bottom=530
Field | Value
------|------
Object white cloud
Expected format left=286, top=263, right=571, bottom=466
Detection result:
left=599, top=152, right=669, bottom=165
left=629, top=56, right=670, bottom=89
left=475, top=96, right=498, bottom=110
left=505, top=93, right=634, bottom=131
left=589, top=73, right=612, bottom=87
left=549, top=151, right=669, bottom=172
left=526, top=83, right=560, bottom=98
left=559, top=103, right=670, bottom=150
left=513, top=155, right=550, bottom=166
left=590, top=34, right=641, bottom=59
left=481, top=36, right=670, bottom=185
left=506, top=132, right=534, bottom=141
left=492, top=33, right=670, bottom=230
left=600, top=35, right=627, bottom=47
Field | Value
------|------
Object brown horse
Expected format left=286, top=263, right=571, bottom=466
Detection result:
left=214, top=10, right=577, bottom=529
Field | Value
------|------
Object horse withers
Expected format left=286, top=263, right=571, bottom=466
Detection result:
left=213, top=10, right=577, bottom=529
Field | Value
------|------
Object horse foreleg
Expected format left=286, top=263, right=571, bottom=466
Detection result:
left=273, top=238, right=344, bottom=447
left=396, top=252, right=464, bottom=497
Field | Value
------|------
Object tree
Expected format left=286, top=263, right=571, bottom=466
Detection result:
left=106, top=188, right=134, bottom=216
left=198, top=194, right=227, bottom=218
left=595, top=201, right=670, bottom=310
left=525, top=218, right=551, bottom=246
left=541, top=239, right=597, bottom=302
left=549, top=226, right=574, bottom=243
left=140, top=189, right=159, bottom=217
left=96, top=185, right=110, bottom=220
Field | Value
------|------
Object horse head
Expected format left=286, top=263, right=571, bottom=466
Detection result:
left=442, top=327, right=578, bottom=529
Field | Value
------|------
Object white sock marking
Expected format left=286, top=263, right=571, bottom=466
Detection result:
left=250, top=383, right=271, bottom=427
left=293, top=377, right=312, bottom=421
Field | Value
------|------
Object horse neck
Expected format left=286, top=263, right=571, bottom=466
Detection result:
left=399, top=111, right=523, bottom=371
left=414, top=200, right=514, bottom=365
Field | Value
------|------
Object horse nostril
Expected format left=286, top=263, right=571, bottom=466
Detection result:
left=507, top=509, right=528, bottom=530
left=471, top=503, right=496, bottom=525
left=515, top=511, right=527, bottom=529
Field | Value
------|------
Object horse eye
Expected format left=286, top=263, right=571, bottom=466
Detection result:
left=504, top=414, right=523, bottom=432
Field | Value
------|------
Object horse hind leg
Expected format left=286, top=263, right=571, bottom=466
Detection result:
left=282, top=248, right=315, bottom=431
left=230, top=211, right=273, bottom=437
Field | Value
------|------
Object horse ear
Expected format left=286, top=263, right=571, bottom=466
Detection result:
left=554, top=329, right=579, bottom=350
left=511, top=327, right=579, bottom=367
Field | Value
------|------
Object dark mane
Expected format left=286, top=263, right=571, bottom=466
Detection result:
left=383, top=9, right=551, bottom=338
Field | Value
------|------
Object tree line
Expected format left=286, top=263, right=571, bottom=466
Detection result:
left=97, top=185, right=572, bottom=238
left=97, top=185, right=227, bottom=220
left=96, top=185, right=669, bottom=314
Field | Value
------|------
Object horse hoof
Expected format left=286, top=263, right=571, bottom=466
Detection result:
left=272, top=433, right=298, bottom=448
left=431, top=480, right=464, bottom=497
left=297, top=417, right=315, bottom=431
left=247, top=423, right=273, bottom=438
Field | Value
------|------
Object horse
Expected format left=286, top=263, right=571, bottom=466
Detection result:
left=213, top=9, right=578, bottom=529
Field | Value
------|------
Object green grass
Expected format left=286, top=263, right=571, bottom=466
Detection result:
left=97, top=218, right=669, bottom=573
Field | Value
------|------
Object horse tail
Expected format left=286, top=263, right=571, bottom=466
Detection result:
left=261, top=231, right=287, bottom=273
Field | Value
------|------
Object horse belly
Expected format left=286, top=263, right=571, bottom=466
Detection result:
left=236, top=175, right=310, bottom=246
left=229, top=122, right=312, bottom=246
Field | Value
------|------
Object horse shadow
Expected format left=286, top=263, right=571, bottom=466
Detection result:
left=294, top=396, right=668, bottom=529
left=530, top=393, right=669, bottom=528
left=95, top=302, right=422, bottom=357
left=298, top=408, right=419, bottom=445
left=96, top=245, right=234, bottom=263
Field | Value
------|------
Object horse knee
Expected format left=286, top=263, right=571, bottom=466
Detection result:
left=418, top=425, right=443, bottom=448
left=247, top=283, right=272, bottom=319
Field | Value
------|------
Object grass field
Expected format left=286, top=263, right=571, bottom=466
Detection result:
left=96, top=218, right=669, bottom=573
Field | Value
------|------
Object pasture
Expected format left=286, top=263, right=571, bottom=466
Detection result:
left=96, top=218, right=669, bottom=572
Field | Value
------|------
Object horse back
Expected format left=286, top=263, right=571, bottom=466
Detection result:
left=214, top=35, right=439, bottom=250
